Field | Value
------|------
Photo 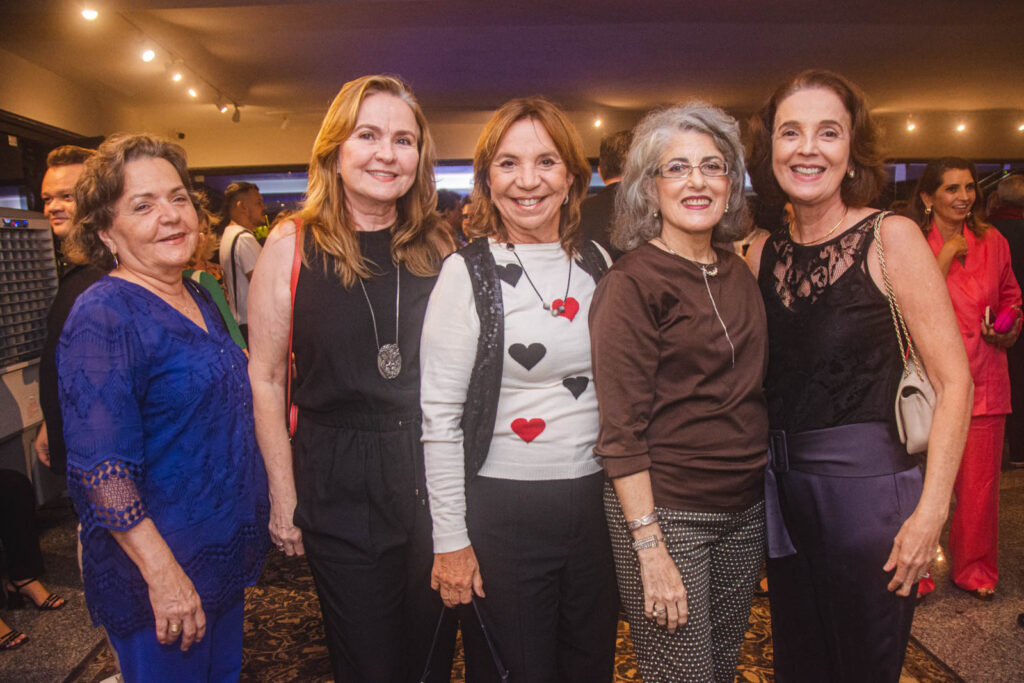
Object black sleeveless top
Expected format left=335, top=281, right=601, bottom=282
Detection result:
left=292, top=229, right=437, bottom=417
left=758, top=211, right=902, bottom=433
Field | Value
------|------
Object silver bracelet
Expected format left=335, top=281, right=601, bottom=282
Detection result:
left=632, top=535, right=663, bottom=552
left=626, top=511, right=659, bottom=531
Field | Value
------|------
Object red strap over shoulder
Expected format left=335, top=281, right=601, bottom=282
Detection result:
left=287, top=218, right=302, bottom=437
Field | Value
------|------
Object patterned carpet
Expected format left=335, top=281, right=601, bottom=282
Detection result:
left=67, top=548, right=960, bottom=682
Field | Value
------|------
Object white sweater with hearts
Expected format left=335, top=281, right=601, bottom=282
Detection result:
left=421, top=240, right=604, bottom=553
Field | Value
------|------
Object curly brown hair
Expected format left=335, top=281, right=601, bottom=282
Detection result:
left=63, top=133, right=196, bottom=270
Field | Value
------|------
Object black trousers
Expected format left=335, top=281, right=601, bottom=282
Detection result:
left=1008, top=343, right=1024, bottom=462
left=294, top=412, right=454, bottom=683
left=464, top=472, right=618, bottom=683
left=0, top=469, right=45, bottom=583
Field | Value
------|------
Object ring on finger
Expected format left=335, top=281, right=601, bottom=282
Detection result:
left=169, top=622, right=181, bottom=634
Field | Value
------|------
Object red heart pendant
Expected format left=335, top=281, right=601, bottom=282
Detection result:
left=511, top=417, right=545, bottom=443
left=551, top=297, right=579, bottom=321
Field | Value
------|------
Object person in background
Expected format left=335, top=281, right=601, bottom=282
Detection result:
left=460, top=195, right=474, bottom=237
left=591, top=102, right=766, bottom=683
left=988, top=174, right=1024, bottom=469
left=35, top=145, right=103, bottom=475
left=580, top=129, right=632, bottom=260
left=248, top=75, right=455, bottom=682
left=745, top=70, right=971, bottom=682
left=1, top=469, right=67, bottom=652
left=911, top=158, right=1021, bottom=600
left=58, top=133, right=269, bottom=681
left=218, top=181, right=265, bottom=342
left=421, top=96, right=618, bottom=682
left=185, top=203, right=246, bottom=350
left=436, top=189, right=468, bottom=245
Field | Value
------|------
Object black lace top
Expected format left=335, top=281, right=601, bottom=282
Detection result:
left=758, top=212, right=902, bottom=433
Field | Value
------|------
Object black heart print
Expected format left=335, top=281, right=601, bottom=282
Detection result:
left=508, top=342, right=546, bottom=370
left=496, top=263, right=523, bottom=287
left=562, top=376, right=589, bottom=399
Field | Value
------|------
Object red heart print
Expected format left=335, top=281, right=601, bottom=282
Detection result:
left=511, top=418, right=545, bottom=443
left=551, top=297, right=579, bottom=321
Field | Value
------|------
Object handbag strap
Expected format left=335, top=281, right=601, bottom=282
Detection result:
left=873, top=210, right=926, bottom=380
left=286, top=218, right=303, bottom=436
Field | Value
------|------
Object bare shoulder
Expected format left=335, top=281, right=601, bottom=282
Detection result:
left=743, top=231, right=771, bottom=278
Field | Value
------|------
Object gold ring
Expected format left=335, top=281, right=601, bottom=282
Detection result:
left=169, top=622, right=181, bottom=634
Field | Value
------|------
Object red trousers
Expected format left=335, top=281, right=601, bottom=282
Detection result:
left=950, top=414, right=1003, bottom=590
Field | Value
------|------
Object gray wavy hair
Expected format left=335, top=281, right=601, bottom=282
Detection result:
left=612, top=102, right=749, bottom=252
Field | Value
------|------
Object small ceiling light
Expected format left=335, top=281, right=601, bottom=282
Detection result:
left=232, top=105, right=241, bottom=123
left=956, top=123, right=966, bottom=133
left=141, top=48, right=156, bottom=63
left=219, top=103, right=229, bottom=113
left=81, top=8, right=98, bottom=20
left=1018, top=123, right=1024, bottom=132
left=172, top=72, right=183, bottom=83
left=906, top=122, right=916, bottom=132
left=594, top=119, right=602, bottom=128
left=187, top=87, right=198, bottom=98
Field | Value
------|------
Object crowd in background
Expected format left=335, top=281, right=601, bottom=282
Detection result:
left=3, top=66, right=1023, bottom=683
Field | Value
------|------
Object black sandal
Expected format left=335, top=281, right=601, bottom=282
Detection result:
left=5, top=579, right=66, bottom=611
left=0, top=628, right=28, bottom=651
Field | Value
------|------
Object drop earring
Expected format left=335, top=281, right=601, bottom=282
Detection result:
left=925, top=205, right=932, bottom=216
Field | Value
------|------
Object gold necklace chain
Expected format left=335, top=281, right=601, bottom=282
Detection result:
left=789, top=206, right=849, bottom=246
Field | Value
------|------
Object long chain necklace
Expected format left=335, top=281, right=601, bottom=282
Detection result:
left=506, top=243, right=574, bottom=317
left=358, top=267, right=402, bottom=379
left=789, top=206, right=849, bottom=246
left=653, top=237, right=735, bottom=368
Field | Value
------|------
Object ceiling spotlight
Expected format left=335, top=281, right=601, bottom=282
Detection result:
left=187, top=87, right=198, bottom=98
left=1018, top=123, right=1024, bottom=132
left=219, top=103, right=229, bottom=113
left=81, top=8, right=98, bottom=20
left=906, top=122, right=916, bottom=132
left=956, top=123, right=966, bottom=133
left=232, top=105, right=241, bottom=123
left=172, top=72, right=183, bottom=83
left=594, top=119, right=602, bottom=128
left=141, top=48, right=156, bottom=63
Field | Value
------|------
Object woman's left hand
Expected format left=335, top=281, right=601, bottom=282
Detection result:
left=882, top=507, right=944, bottom=596
left=981, top=316, right=1022, bottom=348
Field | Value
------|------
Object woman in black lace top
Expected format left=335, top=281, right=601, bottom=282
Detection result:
left=744, top=70, right=972, bottom=682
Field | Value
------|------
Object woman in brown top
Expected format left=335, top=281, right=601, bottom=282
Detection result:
left=590, top=102, right=767, bottom=682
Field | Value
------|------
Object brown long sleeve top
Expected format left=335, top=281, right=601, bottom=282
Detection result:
left=590, top=243, right=768, bottom=512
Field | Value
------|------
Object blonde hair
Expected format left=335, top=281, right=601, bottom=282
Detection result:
left=300, top=75, right=451, bottom=286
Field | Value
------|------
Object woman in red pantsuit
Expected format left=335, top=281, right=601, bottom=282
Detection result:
left=913, top=158, right=1022, bottom=598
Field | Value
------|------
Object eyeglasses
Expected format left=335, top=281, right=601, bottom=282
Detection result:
left=654, top=160, right=729, bottom=179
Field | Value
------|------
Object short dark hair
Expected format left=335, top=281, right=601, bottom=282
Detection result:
left=997, top=174, right=1024, bottom=208
left=911, top=157, right=987, bottom=237
left=436, top=189, right=461, bottom=213
left=64, top=133, right=195, bottom=270
left=46, top=145, right=95, bottom=168
left=748, top=69, right=886, bottom=211
left=598, top=130, right=633, bottom=181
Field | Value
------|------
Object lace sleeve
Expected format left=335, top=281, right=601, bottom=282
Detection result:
left=57, top=288, right=149, bottom=531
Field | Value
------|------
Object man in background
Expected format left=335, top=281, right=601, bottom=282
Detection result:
left=35, top=145, right=102, bottom=474
left=219, top=181, right=265, bottom=342
left=436, top=189, right=467, bottom=245
left=579, top=129, right=632, bottom=260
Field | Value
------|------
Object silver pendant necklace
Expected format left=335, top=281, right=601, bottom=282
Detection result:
left=358, top=267, right=402, bottom=379
left=654, top=237, right=735, bottom=368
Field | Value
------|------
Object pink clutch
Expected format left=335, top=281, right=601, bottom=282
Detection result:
left=993, top=307, right=1020, bottom=334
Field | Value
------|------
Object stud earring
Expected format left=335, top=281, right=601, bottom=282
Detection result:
left=653, top=209, right=661, bottom=219
left=723, top=204, right=729, bottom=215
left=562, top=195, right=569, bottom=206
left=847, top=168, right=855, bottom=179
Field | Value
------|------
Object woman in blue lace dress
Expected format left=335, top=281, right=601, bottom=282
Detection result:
left=58, top=133, right=269, bottom=682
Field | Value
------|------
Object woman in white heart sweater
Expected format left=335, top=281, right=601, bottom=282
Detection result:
left=420, top=96, right=618, bottom=682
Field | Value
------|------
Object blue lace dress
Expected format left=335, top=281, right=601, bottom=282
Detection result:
left=58, top=276, right=269, bottom=637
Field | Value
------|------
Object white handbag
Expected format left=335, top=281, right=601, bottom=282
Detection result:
left=873, top=211, right=936, bottom=455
